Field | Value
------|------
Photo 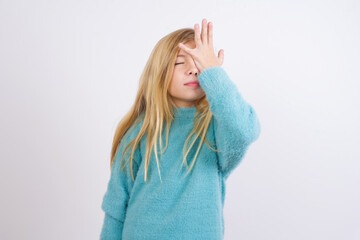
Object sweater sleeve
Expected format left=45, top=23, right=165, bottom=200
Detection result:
left=100, top=121, right=142, bottom=239
left=100, top=213, right=125, bottom=240
left=198, top=66, right=261, bottom=180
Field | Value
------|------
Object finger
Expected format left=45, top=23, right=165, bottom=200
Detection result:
left=194, top=23, right=201, bottom=46
left=208, top=22, right=213, bottom=46
left=201, top=18, right=208, bottom=44
left=178, top=42, right=193, bottom=55
left=218, top=49, right=224, bottom=65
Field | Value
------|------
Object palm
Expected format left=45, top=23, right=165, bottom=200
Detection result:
left=178, top=19, right=224, bottom=73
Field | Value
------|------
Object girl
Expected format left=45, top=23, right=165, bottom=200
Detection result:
left=100, top=18, right=261, bottom=240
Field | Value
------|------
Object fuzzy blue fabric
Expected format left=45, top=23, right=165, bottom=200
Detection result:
left=100, top=66, right=261, bottom=240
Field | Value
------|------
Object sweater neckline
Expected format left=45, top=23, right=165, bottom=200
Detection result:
left=173, top=106, right=197, bottom=120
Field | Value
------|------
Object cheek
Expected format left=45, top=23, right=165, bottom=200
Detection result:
left=168, top=79, right=179, bottom=95
left=169, top=75, right=182, bottom=91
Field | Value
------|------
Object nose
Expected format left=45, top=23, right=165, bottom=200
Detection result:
left=187, top=60, right=199, bottom=76
left=189, top=70, right=198, bottom=76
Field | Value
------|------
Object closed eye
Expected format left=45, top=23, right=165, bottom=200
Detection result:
left=175, top=62, right=184, bottom=65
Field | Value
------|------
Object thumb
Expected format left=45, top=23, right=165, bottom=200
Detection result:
left=218, top=49, right=224, bottom=65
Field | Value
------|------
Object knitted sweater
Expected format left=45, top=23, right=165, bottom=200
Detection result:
left=100, top=66, right=261, bottom=240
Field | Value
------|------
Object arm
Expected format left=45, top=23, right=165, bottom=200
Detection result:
left=100, top=213, right=125, bottom=240
left=100, top=122, right=142, bottom=239
left=198, top=66, right=261, bottom=180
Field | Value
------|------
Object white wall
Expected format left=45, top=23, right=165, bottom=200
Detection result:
left=0, top=0, right=359, bottom=239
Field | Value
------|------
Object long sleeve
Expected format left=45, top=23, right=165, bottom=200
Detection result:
left=100, top=122, right=142, bottom=239
left=198, top=66, right=261, bottom=180
left=100, top=213, right=125, bottom=240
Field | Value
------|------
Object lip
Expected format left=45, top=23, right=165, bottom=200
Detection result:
left=184, top=81, right=200, bottom=87
left=185, top=83, right=200, bottom=87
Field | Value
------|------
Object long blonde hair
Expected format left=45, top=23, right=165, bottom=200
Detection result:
left=110, top=27, right=218, bottom=183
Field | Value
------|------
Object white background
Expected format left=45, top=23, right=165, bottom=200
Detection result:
left=1, top=0, right=359, bottom=239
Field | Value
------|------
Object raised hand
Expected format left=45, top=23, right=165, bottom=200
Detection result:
left=178, top=18, right=224, bottom=73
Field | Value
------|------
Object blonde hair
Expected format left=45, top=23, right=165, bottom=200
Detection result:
left=110, top=27, right=218, bottom=183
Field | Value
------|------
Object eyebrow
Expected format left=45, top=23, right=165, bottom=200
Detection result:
left=177, top=54, right=187, bottom=57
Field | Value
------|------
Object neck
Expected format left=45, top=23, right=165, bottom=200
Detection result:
left=173, top=105, right=197, bottom=120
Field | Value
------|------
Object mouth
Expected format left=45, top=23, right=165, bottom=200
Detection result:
left=184, top=82, right=200, bottom=87
left=184, top=81, right=200, bottom=87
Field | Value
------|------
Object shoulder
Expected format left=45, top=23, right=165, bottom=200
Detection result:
left=115, top=116, right=144, bottom=168
left=120, top=114, right=144, bottom=153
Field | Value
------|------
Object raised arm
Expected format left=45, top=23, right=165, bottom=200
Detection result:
left=198, top=66, right=261, bottom=180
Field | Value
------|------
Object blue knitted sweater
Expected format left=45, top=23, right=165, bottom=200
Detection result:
left=100, top=66, right=261, bottom=240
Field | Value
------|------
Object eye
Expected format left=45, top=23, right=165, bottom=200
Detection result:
left=175, top=62, right=184, bottom=65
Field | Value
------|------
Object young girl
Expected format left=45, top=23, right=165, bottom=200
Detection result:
left=100, top=18, right=261, bottom=240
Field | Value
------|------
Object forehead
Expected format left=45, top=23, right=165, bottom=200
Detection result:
left=177, top=50, right=190, bottom=57
left=177, top=40, right=195, bottom=57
